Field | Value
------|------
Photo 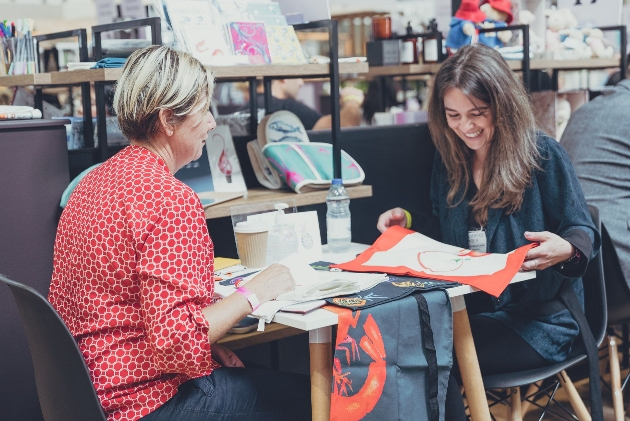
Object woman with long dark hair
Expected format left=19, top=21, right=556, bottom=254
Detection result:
left=377, top=44, right=599, bottom=417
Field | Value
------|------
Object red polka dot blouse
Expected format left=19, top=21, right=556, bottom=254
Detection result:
left=49, top=146, right=220, bottom=421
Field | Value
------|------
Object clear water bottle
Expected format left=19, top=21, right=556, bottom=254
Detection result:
left=326, top=179, right=351, bottom=253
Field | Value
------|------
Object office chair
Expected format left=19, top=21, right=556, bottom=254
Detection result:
left=0, top=274, right=107, bottom=421
left=480, top=205, right=606, bottom=421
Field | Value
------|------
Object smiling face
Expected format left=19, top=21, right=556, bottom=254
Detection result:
left=443, top=87, right=495, bottom=158
left=172, top=106, right=217, bottom=167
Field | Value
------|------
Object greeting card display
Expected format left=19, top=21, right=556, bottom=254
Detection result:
left=205, top=125, right=247, bottom=193
left=229, top=22, right=272, bottom=64
left=174, top=145, right=244, bottom=208
left=266, top=25, right=307, bottom=64
left=182, top=25, right=233, bottom=65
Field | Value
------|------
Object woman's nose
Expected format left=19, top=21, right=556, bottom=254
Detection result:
left=461, top=117, right=474, bottom=132
left=208, top=113, right=217, bottom=131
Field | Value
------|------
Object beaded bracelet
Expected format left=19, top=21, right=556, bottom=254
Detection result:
left=559, top=247, right=581, bottom=271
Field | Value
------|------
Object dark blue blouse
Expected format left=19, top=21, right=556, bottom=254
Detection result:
left=414, top=133, right=600, bottom=363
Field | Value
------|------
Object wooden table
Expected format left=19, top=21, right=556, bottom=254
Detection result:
left=269, top=243, right=535, bottom=421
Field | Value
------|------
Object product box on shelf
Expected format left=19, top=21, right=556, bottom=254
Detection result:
left=366, top=39, right=400, bottom=66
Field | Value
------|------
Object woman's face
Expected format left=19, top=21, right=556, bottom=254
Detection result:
left=174, top=107, right=216, bottom=166
left=443, top=87, right=494, bottom=157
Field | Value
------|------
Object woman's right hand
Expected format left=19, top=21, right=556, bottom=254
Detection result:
left=376, top=207, right=408, bottom=233
left=245, top=263, right=295, bottom=304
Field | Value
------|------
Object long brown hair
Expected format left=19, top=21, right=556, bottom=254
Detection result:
left=428, top=44, right=540, bottom=226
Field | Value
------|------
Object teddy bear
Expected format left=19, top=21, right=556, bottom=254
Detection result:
left=582, top=27, right=615, bottom=59
left=545, top=8, right=579, bottom=56
left=518, top=10, right=544, bottom=55
left=478, top=0, right=513, bottom=48
left=445, top=0, right=486, bottom=53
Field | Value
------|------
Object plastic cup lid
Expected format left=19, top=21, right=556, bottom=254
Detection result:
left=234, top=220, right=269, bottom=234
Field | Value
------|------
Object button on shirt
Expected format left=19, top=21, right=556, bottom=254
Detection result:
left=48, top=146, right=219, bottom=421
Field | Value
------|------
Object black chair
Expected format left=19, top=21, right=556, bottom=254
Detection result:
left=599, top=223, right=630, bottom=421
left=480, top=205, right=607, bottom=420
left=0, top=274, right=107, bottom=421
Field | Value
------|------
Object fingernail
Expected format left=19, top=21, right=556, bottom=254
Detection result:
left=524, top=232, right=530, bottom=236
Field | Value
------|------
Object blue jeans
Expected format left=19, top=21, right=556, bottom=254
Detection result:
left=141, top=368, right=312, bottom=421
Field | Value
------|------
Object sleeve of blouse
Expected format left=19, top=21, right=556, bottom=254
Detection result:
left=133, top=190, right=216, bottom=376
left=536, top=135, right=601, bottom=274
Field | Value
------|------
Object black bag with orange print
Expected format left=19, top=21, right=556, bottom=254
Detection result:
left=326, top=290, right=452, bottom=421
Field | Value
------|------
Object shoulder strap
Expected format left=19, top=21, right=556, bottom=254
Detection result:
left=558, top=281, right=603, bottom=421
left=413, top=292, right=440, bottom=421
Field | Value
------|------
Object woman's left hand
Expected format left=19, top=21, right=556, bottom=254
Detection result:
left=212, top=344, right=245, bottom=368
left=521, top=231, right=574, bottom=271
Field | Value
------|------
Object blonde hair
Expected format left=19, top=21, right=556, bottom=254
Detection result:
left=428, top=44, right=540, bottom=226
left=113, top=45, right=214, bottom=142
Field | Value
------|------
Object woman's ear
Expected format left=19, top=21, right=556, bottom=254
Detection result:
left=158, top=109, right=175, bottom=136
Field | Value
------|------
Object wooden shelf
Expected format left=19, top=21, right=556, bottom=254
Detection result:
left=530, top=58, right=620, bottom=70
left=217, top=322, right=303, bottom=350
left=366, top=57, right=619, bottom=78
left=368, top=63, right=440, bottom=77
left=204, top=185, right=373, bottom=219
left=0, top=63, right=369, bottom=87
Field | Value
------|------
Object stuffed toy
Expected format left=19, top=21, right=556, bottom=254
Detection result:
left=518, top=10, right=544, bottom=54
left=545, top=8, right=579, bottom=55
left=445, top=0, right=486, bottom=52
left=582, top=27, right=615, bottom=59
left=556, top=96, right=571, bottom=140
left=478, top=0, right=513, bottom=48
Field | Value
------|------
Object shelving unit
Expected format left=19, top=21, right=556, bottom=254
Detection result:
left=366, top=25, right=627, bottom=95
left=203, top=185, right=373, bottom=219
left=0, top=62, right=368, bottom=87
left=0, top=17, right=374, bottom=219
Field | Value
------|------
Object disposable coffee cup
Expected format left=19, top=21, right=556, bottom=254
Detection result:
left=234, top=221, right=269, bottom=268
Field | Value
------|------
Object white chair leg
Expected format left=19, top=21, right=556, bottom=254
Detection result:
left=520, top=381, right=542, bottom=416
left=609, top=334, right=625, bottom=421
left=509, top=387, right=523, bottom=421
left=557, top=370, right=591, bottom=421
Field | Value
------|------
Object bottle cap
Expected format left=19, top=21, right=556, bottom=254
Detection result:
left=332, top=178, right=343, bottom=185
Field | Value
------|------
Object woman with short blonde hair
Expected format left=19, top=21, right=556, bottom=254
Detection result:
left=378, top=44, right=599, bottom=419
left=49, top=45, right=311, bottom=421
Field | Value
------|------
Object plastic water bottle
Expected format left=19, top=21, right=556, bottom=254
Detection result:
left=326, top=179, right=351, bottom=253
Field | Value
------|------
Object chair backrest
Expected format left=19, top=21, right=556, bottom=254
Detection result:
left=0, top=275, right=107, bottom=421
left=600, top=223, right=630, bottom=324
left=583, top=205, right=607, bottom=347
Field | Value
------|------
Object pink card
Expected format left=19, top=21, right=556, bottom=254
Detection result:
left=229, top=22, right=271, bottom=64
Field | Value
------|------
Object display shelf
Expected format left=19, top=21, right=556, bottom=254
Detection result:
left=530, top=57, right=621, bottom=70
left=0, top=63, right=369, bottom=87
left=366, top=58, right=620, bottom=79
left=204, top=185, right=373, bottom=219
left=367, top=63, right=440, bottom=77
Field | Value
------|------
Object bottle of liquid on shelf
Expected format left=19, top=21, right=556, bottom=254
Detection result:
left=326, top=179, right=351, bottom=253
left=269, top=203, right=298, bottom=263
left=400, top=21, right=418, bottom=64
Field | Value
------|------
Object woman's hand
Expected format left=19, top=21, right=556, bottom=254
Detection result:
left=521, top=231, right=574, bottom=271
left=245, top=263, right=295, bottom=304
left=212, top=343, right=244, bottom=368
left=377, top=207, right=408, bottom=233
